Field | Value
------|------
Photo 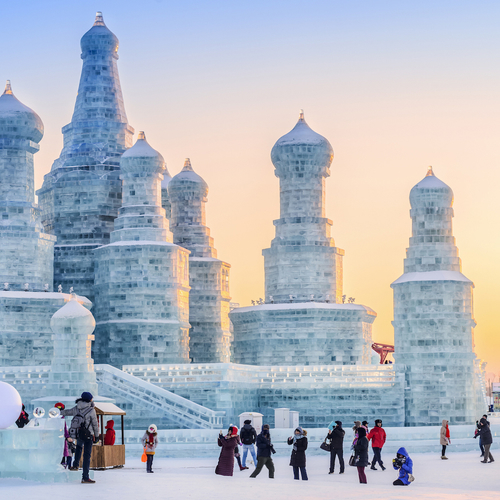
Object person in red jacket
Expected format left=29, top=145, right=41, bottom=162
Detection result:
left=367, top=419, right=386, bottom=470
left=104, top=420, right=116, bottom=445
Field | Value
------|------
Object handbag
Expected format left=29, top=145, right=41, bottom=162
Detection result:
left=408, top=474, right=415, bottom=482
left=320, top=439, right=331, bottom=452
left=349, top=454, right=357, bottom=466
left=141, top=448, right=147, bottom=463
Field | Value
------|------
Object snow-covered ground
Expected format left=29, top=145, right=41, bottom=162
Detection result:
left=0, top=451, right=496, bottom=500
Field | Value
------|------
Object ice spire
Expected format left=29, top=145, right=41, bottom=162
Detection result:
left=138, top=131, right=146, bottom=140
left=299, top=109, right=305, bottom=121
left=93, top=11, right=106, bottom=26
left=182, top=158, right=193, bottom=171
left=426, top=165, right=434, bottom=177
left=3, top=80, right=12, bottom=95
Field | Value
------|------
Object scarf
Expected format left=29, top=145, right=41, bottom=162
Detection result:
left=445, top=425, right=450, bottom=439
left=148, top=432, right=156, bottom=445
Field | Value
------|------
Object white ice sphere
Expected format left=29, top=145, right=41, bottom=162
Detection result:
left=48, top=407, right=61, bottom=418
left=33, top=407, right=45, bottom=418
left=0, top=381, right=22, bottom=428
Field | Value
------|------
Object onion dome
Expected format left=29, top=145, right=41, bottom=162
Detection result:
left=120, top=131, right=165, bottom=174
left=271, top=110, right=333, bottom=167
left=409, top=166, right=454, bottom=209
left=80, top=12, right=119, bottom=57
left=168, top=158, right=209, bottom=197
left=0, top=80, right=44, bottom=143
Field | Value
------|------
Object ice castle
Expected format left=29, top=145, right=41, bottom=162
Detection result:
left=0, top=12, right=486, bottom=431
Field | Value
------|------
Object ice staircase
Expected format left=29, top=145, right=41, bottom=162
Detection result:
left=95, top=364, right=225, bottom=429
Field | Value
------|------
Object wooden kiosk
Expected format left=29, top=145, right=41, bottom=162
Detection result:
left=86, top=402, right=126, bottom=469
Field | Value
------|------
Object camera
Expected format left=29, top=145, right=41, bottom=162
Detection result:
left=393, top=457, right=404, bottom=468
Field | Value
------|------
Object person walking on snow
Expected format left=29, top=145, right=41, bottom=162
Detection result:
left=287, top=427, right=308, bottom=480
left=240, top=419, right=257, bottom=468
left=215, top=425, right=240, bottom=476
left=250, top=424, right=275, bottom=479
left=354, top=427, right=369, bottom=484
left=326, top=420, right=345, bottom=474
left=61, top=391, right=99, bottom=484
left=141, top=424, right=158, bottom=473
left=55, top=402, right=74, bottom=469
left=478, top=417, right=494, bottom=463
left=367, top=419, right=386, bottom=470
left=440, top=419, right=450, bottom=459
left=392, top=447, right=413, bottom=485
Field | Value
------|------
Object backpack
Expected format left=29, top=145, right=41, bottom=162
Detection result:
left=69, top=406, right=94, bottom=440
left=240, top=427, right=255, bottom=445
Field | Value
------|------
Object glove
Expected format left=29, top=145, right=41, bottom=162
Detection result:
left=270, top=445, right=276, bottom=455
left=93, top=436, right=99, bottom=444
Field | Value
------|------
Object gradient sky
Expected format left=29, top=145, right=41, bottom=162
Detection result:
left=2, top=1, right=499, bottom=374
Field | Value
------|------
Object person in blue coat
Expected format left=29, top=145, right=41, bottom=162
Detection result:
left=392, top=447, right=413, bottom=485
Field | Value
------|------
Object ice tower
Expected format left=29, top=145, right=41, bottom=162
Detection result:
left=168, top=159, right=231, bottom=363
left=231, top=112, right=376, bottom=365
left=0, top=81, right=55, bottom=290
left=37, top=12, right=134, bottom=302
left=392, top=167, right=482, bottom=426
left=93, top=133, right=190, bottom=367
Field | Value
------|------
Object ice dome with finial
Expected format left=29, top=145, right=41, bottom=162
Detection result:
left=81, top=12, right=119, bottom=57
left=409, top=167, right=454, bottom=209
left=121, top=131, right=166, bottom=175
left=271, top=110, right=333, bottom=168
left=0, top=80, right=44, bottom=143
left=169, top=158, right=208, bottom=197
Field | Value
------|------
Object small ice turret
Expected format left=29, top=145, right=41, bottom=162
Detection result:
left=0, top=81, right=55, bottom=290
left=93, top=133, right=190, bottom=367
left=168, top=159, right=231, bottom=363
left=44, top=294, right=98, bottom=397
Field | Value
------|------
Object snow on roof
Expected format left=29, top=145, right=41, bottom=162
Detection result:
left=274, top=112, right=332, bottom=149
left=391, top=270, right=473, bottom=286
left=122, top=132, right=163, bottom=159
left=0, top=291, right=91, bottom=306
left=52, top=294, right=94, bottom=319
left=94, top=402, right=126, bottom=415
left=230, top=302, right=376, bottom=315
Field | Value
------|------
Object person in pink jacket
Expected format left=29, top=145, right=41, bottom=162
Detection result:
left=367, top=419, right=386, bottom=470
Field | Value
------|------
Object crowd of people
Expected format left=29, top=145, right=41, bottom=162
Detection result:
left=14, top=394, right=494, bottom=485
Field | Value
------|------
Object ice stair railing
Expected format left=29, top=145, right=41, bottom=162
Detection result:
left=95, top=364, right=225, bottom=429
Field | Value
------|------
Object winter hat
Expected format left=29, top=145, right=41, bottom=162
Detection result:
left=295, top=426, right=304, bottom=435
left=81, top=392, right=93, bottom=402
left=54, top=402, right=65, bottom=410
left=262, top=424, right=270, bottom=432
left=335, top=420, right=342, bottom=426
left=362, top=420, right=369, bottom=427
left=375, top=419, right=382, bottom=425
left=357, top=427, right=367, bottom=438
left=244, top=419, right=251, bottom=425
left=148, top=424, right=157, bottom=433
left=228, top=425, right=239, bottom=437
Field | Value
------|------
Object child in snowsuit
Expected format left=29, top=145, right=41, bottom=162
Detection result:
left=367, top=419, right=386, bottom=470
left=287, top=427, right=308, bottom=480
left=141, top=424, right=158, bottom=473
left=15, top=404, right=30, bottom=428
left=55, top=403, right=75, bottom=469
left=392, top=447, right=413, bottom=485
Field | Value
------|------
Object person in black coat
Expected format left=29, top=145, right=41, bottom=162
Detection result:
left=327, top=420, right=345, bottom=474
left=354, top=427, right=369, bottom=484
left=249, top=424, right=275, bottom=478
left=478, top=417, right=494, bottom=463
left=287, top=427, right=308, bottom=480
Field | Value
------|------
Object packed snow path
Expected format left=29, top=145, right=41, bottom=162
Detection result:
left=0, top=451, right=496, bottom=500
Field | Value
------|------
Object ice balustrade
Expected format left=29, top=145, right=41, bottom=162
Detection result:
left=95, top=364, right=225, bottom=429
